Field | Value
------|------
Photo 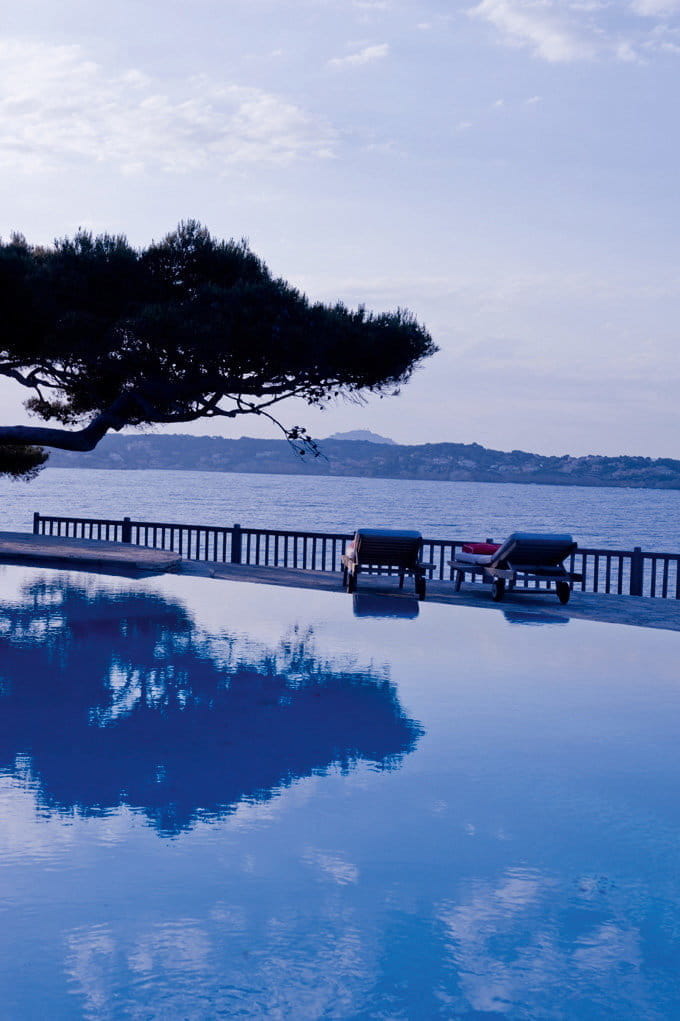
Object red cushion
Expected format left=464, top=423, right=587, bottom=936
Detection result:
left=462, top=542, right=501, bottom=554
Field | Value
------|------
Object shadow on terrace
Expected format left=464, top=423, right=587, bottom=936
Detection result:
left=0, top=577, right=422, bottom=836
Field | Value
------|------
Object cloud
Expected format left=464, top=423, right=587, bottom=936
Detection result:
left=328, top=43, right=389, bottom=67
left=631, top=0, right=680, bottom=14
left=468, top=0, right=598, bottom=61
left=643, top=23, right=680, bottom=49
left=0, top=39, right=336, bottom=175
left=469, top=0, right=680, bottom=62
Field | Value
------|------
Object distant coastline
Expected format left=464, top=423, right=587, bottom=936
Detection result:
left=44, top=433, right=680, bottom=491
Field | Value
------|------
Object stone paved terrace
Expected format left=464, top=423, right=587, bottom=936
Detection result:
left=187, top=561, right=680, bottom=632
left=0, top=531, right=181, bottom=573
left=1, top=531, right=678, bottom=632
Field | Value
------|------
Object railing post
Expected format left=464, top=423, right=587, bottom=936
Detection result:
left=231, top=523, right=242, bottom=564
left=33, top=512, right=40, bottom=535
left=121, top=517, right=132, bottom=544
left=629, top=546, right=643, bottom=597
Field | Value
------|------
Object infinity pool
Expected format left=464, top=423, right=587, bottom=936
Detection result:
left=0, top=563, right=679, bottom=1019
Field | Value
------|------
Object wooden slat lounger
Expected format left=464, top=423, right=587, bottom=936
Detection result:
left=342, top=528, right=433, bottom=600
left=448, top=532, right=582, bottom=604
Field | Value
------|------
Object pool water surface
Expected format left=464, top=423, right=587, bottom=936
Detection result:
left=0, top=563, right=679, bottom=1019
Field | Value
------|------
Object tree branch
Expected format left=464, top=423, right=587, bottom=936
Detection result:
left=0, top=393, right=136, bottom=451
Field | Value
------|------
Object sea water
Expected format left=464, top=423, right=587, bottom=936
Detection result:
left=1, top=468, right=679, bottom=552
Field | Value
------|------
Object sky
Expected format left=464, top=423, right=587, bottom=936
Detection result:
left=1, top=0, right=679, bottom=457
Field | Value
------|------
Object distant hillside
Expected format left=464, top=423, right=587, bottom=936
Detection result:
left=45, top=434, right=680, bottom=490
left=326, top=430, right=396, bottom=444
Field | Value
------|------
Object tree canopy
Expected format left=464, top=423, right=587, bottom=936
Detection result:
left=0, top=221, right=437, bottom=479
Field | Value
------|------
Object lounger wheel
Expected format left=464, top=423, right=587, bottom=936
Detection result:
left=556, top=581, right=571, bottom=605
left=491, top=579, right=505, bottom=602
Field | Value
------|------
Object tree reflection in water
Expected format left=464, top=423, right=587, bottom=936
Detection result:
left=0, top=577, right=422, bottom=835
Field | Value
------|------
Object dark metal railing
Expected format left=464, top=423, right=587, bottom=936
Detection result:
left=32, top=513, right=680, bottom=600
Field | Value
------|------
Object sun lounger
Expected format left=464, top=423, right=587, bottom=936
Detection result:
left=448, top=532, right=581, bottom=604
left=342, top=528, right=432, bottom=599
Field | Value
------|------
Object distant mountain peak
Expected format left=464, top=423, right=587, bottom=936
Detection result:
left=326, top=430, right=396, bottom=445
